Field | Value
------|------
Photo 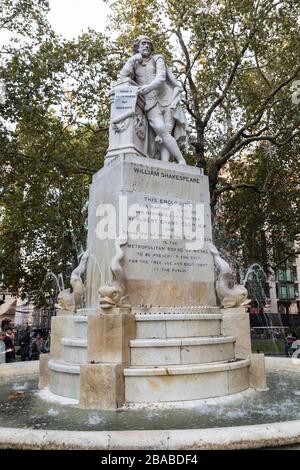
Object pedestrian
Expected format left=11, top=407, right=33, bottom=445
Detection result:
left=0, top=331, right=6, bottom=364
left=19, top=324, right=31, bottom=361
left=3, top=328, right=15, bottom=363
left=284, top=329, right=297, bottom=357
left=30, top=333, right=43, bottom=360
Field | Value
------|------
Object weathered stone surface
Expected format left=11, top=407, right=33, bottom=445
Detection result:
left=221, top=307, right=251, bottom=358
left=85, top=155, right=216, bottom=308
left=38, top=353, right=51, bottom=389
left=2, top=420, right=300, bottom=449
left=130, top=337, right=235, bottom=366
left=50, top=316, right=74, bottom=360
left=249, top=353, right=268, bottom=391
left=135, top=314, right=222, bottom=339
left=87, top=312, right=135, bottom=365
left=228, top=364, right=250, bottom=393
left=124, top=359, right=250, bottom=403
left=49, top=367, right=80, bottom=399
left=56, top=309, right=74, bottom=316
left=80, top=363, right=124, bottom=410
left=0, top=361, right=39, bottom=378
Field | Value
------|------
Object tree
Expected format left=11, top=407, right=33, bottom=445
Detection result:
left=108, top=0, right=300, bottom=205
left=0, top=2, right=120, bottom=298
left=215, top=140, right=300, bottom=273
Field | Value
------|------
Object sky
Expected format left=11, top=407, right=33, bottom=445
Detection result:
left=0, top=0, right=109, bottom=46
left=47, top=0, right=109, bottom=39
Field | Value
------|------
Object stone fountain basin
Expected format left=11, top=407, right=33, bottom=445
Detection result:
left=0, top=357, right=300, bottom=450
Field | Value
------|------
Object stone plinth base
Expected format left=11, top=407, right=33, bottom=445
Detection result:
left=80, top=363, right=124, bottom=409
left=87, top=310, right=135, bottom=364
left=38, top=353, right=51, bottom=389
left=221, top=307, right=252, bottom=358
left=249, top=353, right=268, bottom=391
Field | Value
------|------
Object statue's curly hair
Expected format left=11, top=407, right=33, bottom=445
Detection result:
left=133, top=35, right=154, bottom=53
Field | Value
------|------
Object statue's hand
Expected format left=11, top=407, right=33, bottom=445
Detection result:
left=131, top=53, right=143, bottom=63
left=138, top=85, right=152, bottom=95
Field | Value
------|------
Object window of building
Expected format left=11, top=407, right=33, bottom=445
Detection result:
left=278, top=285, right=295, bottom=300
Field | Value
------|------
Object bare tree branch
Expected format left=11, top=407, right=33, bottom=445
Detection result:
left=175, top=26, right=201, bottom=120
left=215, top=182, right=260, bottom=197
left=254, top=51, right=272, bottom=89
left=216, top=66, right=300, bottom=168
left=202, top=0, right=286, bottom=128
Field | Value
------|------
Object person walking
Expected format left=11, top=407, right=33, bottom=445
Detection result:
left=3, top=328, right=15, bottom=363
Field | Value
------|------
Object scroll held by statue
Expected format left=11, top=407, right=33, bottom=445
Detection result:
left=112, top=86, right=138, bottom=124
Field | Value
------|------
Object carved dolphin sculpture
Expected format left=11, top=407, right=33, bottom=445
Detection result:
left=99, top=238, right=130, bottom=310
left=70, top=249, right=89, bottom=309
left=207, top=242, right=250, bottom=309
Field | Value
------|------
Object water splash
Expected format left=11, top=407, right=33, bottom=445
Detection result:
left=47, top=408, right=60, bottom=417
left=12, top=382, right=28, bottom=391
left=87, top=413, right=104, bottom=425
left=85, top=253, right=103, bottom=308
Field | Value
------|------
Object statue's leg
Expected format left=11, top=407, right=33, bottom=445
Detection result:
left=147, top=107, right=186, bottom=165
left=160, top=146, right=170, bottom=162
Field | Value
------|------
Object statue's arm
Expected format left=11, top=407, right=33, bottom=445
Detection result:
left=119, top=54, right=142, bottom=79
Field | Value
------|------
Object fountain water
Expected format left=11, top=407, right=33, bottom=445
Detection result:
left=244, top=264, right=286, bottom=355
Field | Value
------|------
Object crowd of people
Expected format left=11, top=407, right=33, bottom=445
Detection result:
left=0, top=319, right=50, bottom=364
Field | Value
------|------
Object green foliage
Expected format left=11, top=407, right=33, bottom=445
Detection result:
left=0, top=2, right=120, bottom=299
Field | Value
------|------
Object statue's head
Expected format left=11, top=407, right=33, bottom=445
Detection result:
left=134, top=35, right=153, bottom=58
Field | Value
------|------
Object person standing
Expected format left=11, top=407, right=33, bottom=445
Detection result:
left=0, top=331, right=6, bottom=364
left=20, top=324, right=31, bottom=361
left=3, top=328, right=15, bottom=363
left=284, top=329, right=297, bottom=357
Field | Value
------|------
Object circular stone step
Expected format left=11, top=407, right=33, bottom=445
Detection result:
left=130, top=336, right=235, bottom=347
left=61, top=337, right=87, bottom=347
left=48, top=359, right=80, bottom=399
left=73, top=316, right=88, bottom=323
left=124, top=359, right=250, bottom=403
left=135, top=313, right=223, bottom=321
left=135, top=313, right=223, bottom=339
left=61, top=337, right=87, bottom=364
left=48, top=359, right=80, bottom=374
left=130, top=336, right=236, bottom=366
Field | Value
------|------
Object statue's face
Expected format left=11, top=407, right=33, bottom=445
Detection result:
left=138, top=38, right=152, bottom=58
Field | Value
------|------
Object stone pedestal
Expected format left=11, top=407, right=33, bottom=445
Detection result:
left=79, top=309, right=135, bottom=409
left=85, top=154, right=216, bottom=308
left=249, top=353, right=268, bottom=391
left=87, top=311, right=135, bottom=364
left=43, top=153, right=255, bottom=406
left=50, top=316, right=75, bottom=360
left=80, top=363, right=125, bottom=410
left=221, top=307, right=252, bottom=358
left=38, top=353, right=51, bottom=389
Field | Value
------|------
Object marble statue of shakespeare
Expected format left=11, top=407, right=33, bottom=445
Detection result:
left=119, top=36, right=188, bottom=165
